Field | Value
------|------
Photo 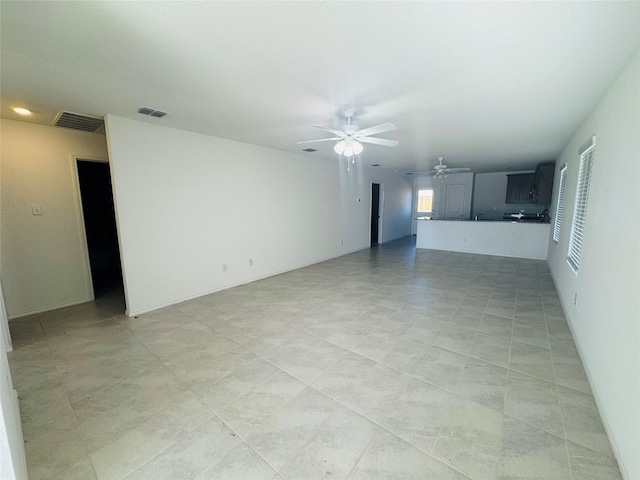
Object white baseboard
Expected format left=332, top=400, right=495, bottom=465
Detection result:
left=8, top=297, right=93, bottom=320
left=126, top=244, right=372, bottom=317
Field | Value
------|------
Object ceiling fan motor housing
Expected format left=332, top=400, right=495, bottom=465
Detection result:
left=343, top=125, right=358, bottom=135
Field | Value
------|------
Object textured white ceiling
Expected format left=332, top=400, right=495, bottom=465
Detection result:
left=1, top=1, right=638, bottom=173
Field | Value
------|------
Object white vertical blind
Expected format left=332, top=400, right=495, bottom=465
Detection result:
left=568, top=144, right=595, bottom=271
left=553, top=165, right=567, bottom=243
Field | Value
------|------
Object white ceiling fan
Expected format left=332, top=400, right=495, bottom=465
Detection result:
left=298, top=109, right=398, bottom=157
left=411, top=157, right=471, bottom=179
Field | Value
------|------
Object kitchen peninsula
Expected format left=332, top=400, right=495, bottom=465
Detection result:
left=416, top=219, right=550, bottom=260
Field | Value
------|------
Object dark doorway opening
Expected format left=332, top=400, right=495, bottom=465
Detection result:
left=77, top=160, right=123, bottom=299
left=371, top=183, right=380, bottom=246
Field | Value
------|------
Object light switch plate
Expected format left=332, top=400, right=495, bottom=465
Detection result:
left=31, top=204, right=42, bottom=216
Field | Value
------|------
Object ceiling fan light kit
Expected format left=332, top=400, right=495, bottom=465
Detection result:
left=334, top=139, right=363, bottom=157
left=298, top=109, right=398, bottom=161
left=433, top=170, right=447, bottom=181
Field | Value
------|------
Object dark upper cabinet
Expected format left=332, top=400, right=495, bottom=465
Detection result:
left=533, top=163, right=555, bottom=204
left=506, top=173, right=535, bottom=204
left=505, top=163, right=555, bottom=204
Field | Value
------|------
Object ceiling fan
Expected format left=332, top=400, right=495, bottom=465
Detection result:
left=411, top=157, right=471, bottom=180
left=298, top=109, right=398, bottom=157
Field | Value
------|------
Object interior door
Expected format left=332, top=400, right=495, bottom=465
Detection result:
left=444, top=184, right=466, bottom=220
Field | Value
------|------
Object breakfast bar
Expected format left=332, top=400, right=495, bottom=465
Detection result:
left=416, top=219, right=551, bottom=260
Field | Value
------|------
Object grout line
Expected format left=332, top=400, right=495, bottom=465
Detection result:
left=40, top=315, right=100, bottom=480
left=11, top=246, right=609, bottom=480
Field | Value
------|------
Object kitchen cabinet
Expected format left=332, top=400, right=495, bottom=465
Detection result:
left=505, top=163, right=555, bottom=204
left=533, top=163, right=555, bottom=204
left=506, top=173, right=535, bottom=204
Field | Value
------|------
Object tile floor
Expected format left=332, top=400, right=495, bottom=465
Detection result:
left=8, top=237, right=621, bottom=480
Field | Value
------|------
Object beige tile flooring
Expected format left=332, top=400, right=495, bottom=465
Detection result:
left=9, top=237, right=621, bottom=480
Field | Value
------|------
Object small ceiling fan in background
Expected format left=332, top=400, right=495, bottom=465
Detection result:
left=298, top=109, right=398, bottom=158
left=411, top=157, right=471, bottom=180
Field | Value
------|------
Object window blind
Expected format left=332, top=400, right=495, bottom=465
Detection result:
left=568, top=145, right=595, bottom=271
left=552, top=165, right=567, bottom=243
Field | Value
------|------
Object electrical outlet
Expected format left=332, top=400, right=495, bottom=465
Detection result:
left=574, top=293, right=578, bottom=306
left=341, top=240, right=343, bottom=245
left=222, top=264, right=228, bottom=272
left=249, top=259, right=253, bottom=266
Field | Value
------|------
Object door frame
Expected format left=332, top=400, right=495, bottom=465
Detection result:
left=370, top=182, right=384, bottom=245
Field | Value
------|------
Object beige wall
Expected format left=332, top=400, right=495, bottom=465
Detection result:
left=0, top=119, right=109, bottom=318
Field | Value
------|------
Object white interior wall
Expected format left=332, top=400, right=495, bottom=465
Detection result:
left=0, top=120, right=109, bottom=318
left=105, top=115, right=412, bottom=316
left=0, top=281, right=27, bottom=479
left=546, top=51, right=639, bottom=480
left=472, top=170, right=537, bottom=220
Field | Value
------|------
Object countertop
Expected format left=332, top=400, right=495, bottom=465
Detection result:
left=417, top=218, right=550, bottom=224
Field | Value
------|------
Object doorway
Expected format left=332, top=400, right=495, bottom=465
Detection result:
left=76, top=159, right=123, bottom=299
left=371, top=183, right=382, bottom=246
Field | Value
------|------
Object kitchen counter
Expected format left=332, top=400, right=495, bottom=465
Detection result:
left=416, top=219, right=550, bottom=260
left=467, top=219, right=549, bottom=223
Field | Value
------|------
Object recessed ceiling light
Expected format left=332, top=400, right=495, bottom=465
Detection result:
left=12, top=107, right=32, bottom=115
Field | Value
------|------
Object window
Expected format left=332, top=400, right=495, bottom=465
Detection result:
left=552, top=165, right=567, bottom=243
left=568, top=141, right=595, bottom=272
left=417, top=189, right=434, bottom=213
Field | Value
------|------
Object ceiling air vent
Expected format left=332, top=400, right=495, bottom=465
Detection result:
left=137, top=106, right=168, bottom=118
left=53, top=111, right=104, bottom=132
left=302, top=148, right=317, bottom=152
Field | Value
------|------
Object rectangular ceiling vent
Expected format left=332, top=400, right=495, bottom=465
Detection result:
left=137, top=106, right=168, bottom=118
left=53, top=111, right=104, bottom=132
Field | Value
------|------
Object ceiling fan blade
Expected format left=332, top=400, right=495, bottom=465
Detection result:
left=313, top=125, right=345, bottom=137
left=355, top=123, right=397, bottom=137
left=297, top=137, right=342, bottom=144
left=411, top=169, right=437, bottom=176
left=444, top=168, right=471, bottom=173
left=358, top=137, right=399, bottom=147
